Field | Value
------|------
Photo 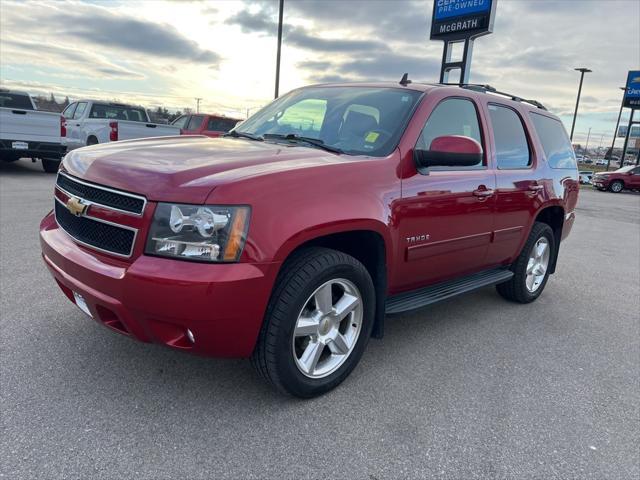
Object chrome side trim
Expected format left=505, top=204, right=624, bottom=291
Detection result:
left=53, top=196, right=138, bottom=258
left=56, top=171, right=147, bottom=217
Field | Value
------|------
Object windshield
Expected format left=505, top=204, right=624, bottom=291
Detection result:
left=614, top=166, right=634, bottom=173
left=89, top=103, right=148, bottom=122
left=235, top=86, right=423, bottom=156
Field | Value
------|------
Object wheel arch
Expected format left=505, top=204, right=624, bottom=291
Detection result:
left=274, top=225, right=390, bottom=339
left=533, top=204, right=565, bottom=274
left=87, top=135, right=99, bottom=145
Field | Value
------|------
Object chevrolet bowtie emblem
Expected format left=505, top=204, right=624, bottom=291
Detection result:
left=66, top=196, right=88, bottom=216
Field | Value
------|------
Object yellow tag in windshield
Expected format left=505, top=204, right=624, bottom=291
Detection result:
left=365, top=131, right=380, bottom=143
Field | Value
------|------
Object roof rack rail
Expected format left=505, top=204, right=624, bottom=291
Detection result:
left=439, top=83, right=547, bottom=110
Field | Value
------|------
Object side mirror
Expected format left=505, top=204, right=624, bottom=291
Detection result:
left=414, top=135, right=483, bottom=173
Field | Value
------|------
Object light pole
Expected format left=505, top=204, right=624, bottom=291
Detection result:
left=607, top=87, right=626, bottom=171
left=570, top=67, right=592, bottom=141
left=274, top=0, right=284, bottom=99
left=195, top=97, right=202, bottom=114
left=584, top=127, right=592, bottom=155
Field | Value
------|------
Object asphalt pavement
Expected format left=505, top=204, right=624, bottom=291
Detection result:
left=1, top=159, right=638, bottom=479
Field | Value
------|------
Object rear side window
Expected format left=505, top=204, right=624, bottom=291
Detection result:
left=186, top=115, right=205, bottom=130
left=530, top=113, right=577, bottom=169
left=172, top=115, right=190, bottom=129
left=0, top=93, right=33, bottom=109
left=207, top=117, right=237, bottom=132
left=416, top=97, right=484, bottom=168
left=489, top=104, right=531, bottom=169
left=63, top=103, right=77, bottom=119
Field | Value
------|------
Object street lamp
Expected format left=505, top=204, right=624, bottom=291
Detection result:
left=607, top=87, right=626, bottom=171
left=570, top=67, right=592, bottom=141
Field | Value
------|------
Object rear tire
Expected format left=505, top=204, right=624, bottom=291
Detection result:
left=251, top=247, right=375, bottom=398
left=41, top=159, right=60, bottom=173
left=609, top=180, right=624, bottom=193
left=496, top=222, right=555, bottom=304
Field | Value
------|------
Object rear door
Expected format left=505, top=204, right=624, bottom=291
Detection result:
left=394, top=96, right=496, bottom=290
left=482, top=103, right=539, bottom=266
left=629, top=166, right=640, bottom=188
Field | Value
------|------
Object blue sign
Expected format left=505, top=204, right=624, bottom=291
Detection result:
left=430, top=0, right=496, bottom=40
left=623, top=70, right=640, bottom=109
left=434, top=0, right=492, bottom=21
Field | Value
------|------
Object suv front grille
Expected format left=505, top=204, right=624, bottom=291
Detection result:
left=56, top=173, right=145, bottom=215
left=54, top=200, right=136, bottom=257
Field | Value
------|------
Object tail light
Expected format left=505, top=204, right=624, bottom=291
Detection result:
left=109, top=121, right=118, bottom=141
left=60, top=116, right=66, bottom=137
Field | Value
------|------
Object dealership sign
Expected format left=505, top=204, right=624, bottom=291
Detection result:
left=623, top=70, right=640, bottom=109
left=431, top=0, right=496, bottom=39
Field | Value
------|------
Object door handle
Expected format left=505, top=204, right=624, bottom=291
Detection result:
left=528, top=184, right=544, bottom=192
left=473, top=188, right=494, bottom=198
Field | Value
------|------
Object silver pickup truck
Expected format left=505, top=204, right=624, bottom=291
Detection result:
left=62, top=100, right=180, bottom=151
left=0, top=90, right=66, bottom=173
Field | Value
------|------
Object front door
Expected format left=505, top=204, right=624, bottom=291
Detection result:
left=393, top=96, right=496, bottom=291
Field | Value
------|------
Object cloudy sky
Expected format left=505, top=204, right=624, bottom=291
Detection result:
left=1, top=0, right=638, bottom=146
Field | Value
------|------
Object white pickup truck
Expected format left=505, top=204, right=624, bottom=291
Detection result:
left=62, top=100, right=180, bottom=150
left=0, top=89, right=66, bottom=172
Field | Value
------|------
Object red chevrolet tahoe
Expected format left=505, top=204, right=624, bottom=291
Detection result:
left=40, top=82, right=579, bottom=397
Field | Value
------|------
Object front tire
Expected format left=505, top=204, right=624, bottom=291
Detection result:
left=252, top=247, right=375, bottom=398
left=609, top=180, right=624, bottom=193
left=497, top=222, right=555, bottom=304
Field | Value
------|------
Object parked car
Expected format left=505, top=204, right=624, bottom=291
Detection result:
left=0, top=89, right=66, bottom=172
left=62, top=100, right=180, bottom=150
left=172, top=113, right=241, bottom=137
left=579, top=170, right=594, bottom=184
left=40, top=81, right=579, bottom=397
left=592, top=165, right=640, bottom=192
left=595, top=159, right=607, bottom=166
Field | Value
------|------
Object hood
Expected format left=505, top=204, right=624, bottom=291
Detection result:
left=62, top=136, right=347, bottom=203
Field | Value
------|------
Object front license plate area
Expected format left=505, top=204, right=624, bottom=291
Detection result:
left=73, top=291, right=93, bottom=318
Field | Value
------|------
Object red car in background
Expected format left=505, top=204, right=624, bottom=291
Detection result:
left=592, top=165, right=640, bottom=192
left=172, top=113, right=241, bottom=137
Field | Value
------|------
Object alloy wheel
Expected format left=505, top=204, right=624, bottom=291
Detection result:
left=526, top=237, right=550, bottom=293
left=292, top=278, right=363, bottom=378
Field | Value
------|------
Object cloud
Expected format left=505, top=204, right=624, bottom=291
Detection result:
left=225, top=7, right=389, bottom=53
left=55, top=10, right=220, bottom=65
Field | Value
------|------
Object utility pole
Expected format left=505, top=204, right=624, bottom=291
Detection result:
left=607, top=87, right=627, bottom=171
left=274, top=0, right=284, bottom=99
left=570, top=67, right=592, bottom=141
left=195, top=98, right=202, bottom=114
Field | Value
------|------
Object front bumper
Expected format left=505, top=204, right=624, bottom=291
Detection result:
left=40, top=212, right=280, bottom=357
left=592, top=177, right=609, bottom=188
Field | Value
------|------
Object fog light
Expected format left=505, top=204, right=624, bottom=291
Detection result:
left=186, top=329, right=195, bottom=344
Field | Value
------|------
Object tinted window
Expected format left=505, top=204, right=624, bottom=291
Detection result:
left=0, top=92, right=34, bottom=109
left=63, top=103, right=77, bottom=119
left=416, top=97, right=483, bottom=167
left=89, top=103, right=147, bottom=122
left=73, top=102, right=87, bottom=120
left=207, top=117, right=237, bottom=132
left=530, top=113, right=576, bottom=169
left=172, top=115, right=190, bottom=129
left=489, top=104, right=531, bottom=169
left=238, top=86, right=423, bottom=157
left=186, top=115, right=205, bottom=130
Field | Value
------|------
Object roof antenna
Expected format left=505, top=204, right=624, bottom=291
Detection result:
left=399, top=73, right=411, bottom=86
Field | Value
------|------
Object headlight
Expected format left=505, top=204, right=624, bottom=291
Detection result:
left=145, top=203, right=250, bottom=262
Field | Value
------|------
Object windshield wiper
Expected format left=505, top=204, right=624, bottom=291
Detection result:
left=224, top=130, right=263, bottom=141
left=263, top=133, right=343, bottom=154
